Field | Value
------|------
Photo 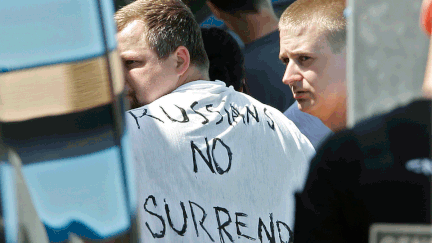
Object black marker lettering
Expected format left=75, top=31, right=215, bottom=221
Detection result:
left=139, top=109, right=165, bottom=123
left=206, top=104, right=223, bottom=125
left=128, top=109, right=165, bottom=129
left=246, top=105, right=259, bottom=123
left=160, top=105, right=189, bottom=123
left=214, top=207, right=234, bottom=243
left=263, top=108, right=275, bottom=131
left=128, top=111, right=140, bottom=129
left=235, top=212, right=256, bottom=241
left=258, top=213, right=275, bottom=243
left=165, top=199, right=187, bottom=236
left=143, top=195, right=165, bottom=238
left=230, top=104, right=245, bottom=124
left=276, top=221, right=293, bottom=243
left=191, top=138, right=215, bottom=173
left=224, top=108, right=232, bottom=126
left=191, top=101, right=209, bottom=125
left=189, top=201, right=215, bottom=242
left=212, top=138, right=233, bottom=175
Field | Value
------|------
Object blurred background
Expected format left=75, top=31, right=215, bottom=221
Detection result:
left=114, top=0, right=296, bottom=48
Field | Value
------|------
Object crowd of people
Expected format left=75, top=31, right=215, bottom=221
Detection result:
left=116, top=0, right=432, bottom=242
left=2, top=0, right=431, bottom=242
left=116, top=0, right=313, bottom=241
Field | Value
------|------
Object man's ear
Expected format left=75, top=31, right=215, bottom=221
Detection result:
left=173, top=46, right=190, bottom=76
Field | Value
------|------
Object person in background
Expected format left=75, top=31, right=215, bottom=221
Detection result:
left=115, top=0, right=315, bottom=241
left=294, top=0, right=432, bottom=241
left=279, top=0, right=346, bottom=149
left=201, top=27, right=249, bottom=93
left=207, top=0, right=295, bottom=112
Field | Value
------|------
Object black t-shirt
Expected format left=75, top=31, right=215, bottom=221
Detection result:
left=294, top=99, right=432, bottom=243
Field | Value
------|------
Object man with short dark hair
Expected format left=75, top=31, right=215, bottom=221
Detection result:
left=115, top=0, right=315, bottom=242
left=115, top=0, right=210, bottom=109
left=207, top=0, right=294, bottom=112
left=201, top=27, right=247, bottom=93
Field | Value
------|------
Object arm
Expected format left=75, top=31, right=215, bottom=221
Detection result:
left=294, top=134, right=358, bottom=243
left=294, top=162, right=346, bottom=242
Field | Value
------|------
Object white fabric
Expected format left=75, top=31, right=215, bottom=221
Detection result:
left=127, top=80, right=315, bottom=243
left=284, top=101, right=333, bottom=150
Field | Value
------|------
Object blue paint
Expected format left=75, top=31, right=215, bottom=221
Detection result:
left=22, top=138, right=132, bottom=241
left=0, top=0, right=117, bottom=72
left=0, top=163, right=18, bottom=243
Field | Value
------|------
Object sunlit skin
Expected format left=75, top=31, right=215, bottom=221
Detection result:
left=421, top=0, right=432, bottom=98
left=279, top=25, right=347, bottom=131
left=117, top=20, right=185, bottom=109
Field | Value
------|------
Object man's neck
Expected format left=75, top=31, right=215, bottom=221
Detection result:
left=178, top=67, right=209, bottom=87
left=321, top=105, right=347, bottom=133
left=223, top=9, right=279, bottom=44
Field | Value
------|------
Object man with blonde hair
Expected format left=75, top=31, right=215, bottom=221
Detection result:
left=279, top=0, right=347, bottom=148
left=294, top=0, right=432, bottom=241
left=115, top=0, right=315, bottom=242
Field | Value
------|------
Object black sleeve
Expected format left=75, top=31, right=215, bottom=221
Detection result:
left=294, top=133, right=358, bottom=243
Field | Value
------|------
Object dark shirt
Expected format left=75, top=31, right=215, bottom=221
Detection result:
left=294, top=99, right=432, bottom=243
left=243, top=30, right=294, bottom=112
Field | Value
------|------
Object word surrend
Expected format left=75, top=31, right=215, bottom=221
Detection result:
left=143, top=195, right=293, bottom=243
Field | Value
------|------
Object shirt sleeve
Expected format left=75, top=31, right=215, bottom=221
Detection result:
left=294, top=133, right=356, bottom=243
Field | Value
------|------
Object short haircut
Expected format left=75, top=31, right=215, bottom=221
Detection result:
left=115, top=0, right=209, bottom=71
left=201, top=28, right=246, bottom=92
left=208, top=0, right=272, bottom=14
left=279, top=0, right=346, bottom=54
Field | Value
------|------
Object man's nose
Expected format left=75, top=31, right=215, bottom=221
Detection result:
left=282, top=61, right=302, bottom=86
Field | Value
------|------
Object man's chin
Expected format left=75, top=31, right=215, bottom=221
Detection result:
left=129, top=102, right=141, bottom=110
left=297, top=99, right=312, bottom=111
left=297, top=100, right=320, bottom=116
left=125, top=95, right=142, bottom=110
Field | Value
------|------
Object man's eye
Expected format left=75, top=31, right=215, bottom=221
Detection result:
left=299, top=56, right=311, bottom=62
left=281, top=58, right=289, bottom=65
left=125, top=60, right=136, bottom=65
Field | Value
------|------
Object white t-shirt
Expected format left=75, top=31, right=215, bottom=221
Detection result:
left=126, top=80, right=315, bottom=243
left=284, top=101, right=333, bottom=150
